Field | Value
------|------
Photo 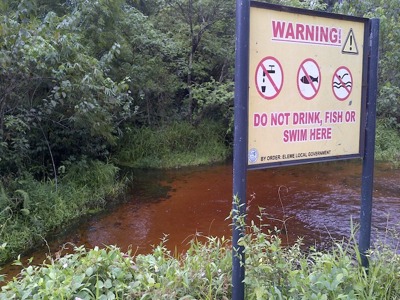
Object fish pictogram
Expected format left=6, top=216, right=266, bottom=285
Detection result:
left=300, top=75, right=318, bottom=84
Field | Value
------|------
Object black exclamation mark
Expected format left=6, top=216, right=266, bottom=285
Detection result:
left=350, top=35, right=353, bottom=51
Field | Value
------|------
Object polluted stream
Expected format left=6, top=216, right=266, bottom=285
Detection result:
left=2, top=160, right=400, bottom=281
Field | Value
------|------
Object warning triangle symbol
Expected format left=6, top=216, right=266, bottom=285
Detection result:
left=342, top=29, right=358, bottom=55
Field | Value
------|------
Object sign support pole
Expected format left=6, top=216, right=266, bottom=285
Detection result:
left=359, top=18, right=379, bottom=268
left=232, top=0, right=250, bottom=298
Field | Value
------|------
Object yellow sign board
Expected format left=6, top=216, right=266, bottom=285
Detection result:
left=248, top=2, right=368, bottom=169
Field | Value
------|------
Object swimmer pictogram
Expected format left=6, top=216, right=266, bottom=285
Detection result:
left=332, top=66, right=353, bottom=101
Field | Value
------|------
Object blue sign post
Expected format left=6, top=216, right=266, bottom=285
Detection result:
left=232, top=0, right=250, bottom=299
left=359, top=18, right=380, bottom=268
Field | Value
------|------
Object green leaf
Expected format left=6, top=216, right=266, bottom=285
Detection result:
left=86, top=267, right=94, bottom=277
left=20, top=208, right=30, bottom=216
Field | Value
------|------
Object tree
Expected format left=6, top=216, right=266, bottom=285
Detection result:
left=153, top=0, right=235, bottom=122
left=0, top=7, right=134, bottom=176
left=334, top=0, right=400, bottom=128
left=113, top=5, right=182, bottom=125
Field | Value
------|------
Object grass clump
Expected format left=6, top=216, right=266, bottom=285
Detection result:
left=114, top=121, right=230, bottom=169
left=0, top=160, right=123, bottom=265
left=2, top=218, right=400, bottom=299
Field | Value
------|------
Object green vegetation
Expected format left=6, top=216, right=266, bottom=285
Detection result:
left=0, top=160, right=123, bottom=265
left=0, top=120, right=229, bottom=266
left=0, top=0, right=235, bottom=263
left=0, top=0, right=400, bottom=295
left=375, top=121, right=400, bottom=166
left=1, top=220, right=400, bottom=299
left=115, top=121, right=230, bottom=169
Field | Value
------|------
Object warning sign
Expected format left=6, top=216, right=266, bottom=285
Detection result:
left=297, top=58, right=321, bottom=100
left=255, top=56, right=284, bottom=100
left=342, top=29, right=359, bottom=54
left=248, top=2, right=367, bottom=169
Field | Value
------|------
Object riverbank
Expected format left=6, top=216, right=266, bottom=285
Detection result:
left=0, top=121, right=398, bottom=269
left=0, top=121, right=231, bottom=267
left=0, top=161, right=125, bottom=265
left=375, top=121, right=400, bottom=167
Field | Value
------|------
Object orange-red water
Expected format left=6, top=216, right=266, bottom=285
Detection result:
left=2, top=160, right=400, bottom=282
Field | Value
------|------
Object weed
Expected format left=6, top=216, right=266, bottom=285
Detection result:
left=2, top=210, right=400, bottom=299
left=2, top=178, right=400, bottom=299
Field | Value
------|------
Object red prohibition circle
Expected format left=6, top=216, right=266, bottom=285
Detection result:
left=254, top=56, right=284, bottom=100
left=332, top=66, right=353, bottom=101
left=297, top=58, right=321, bottom=100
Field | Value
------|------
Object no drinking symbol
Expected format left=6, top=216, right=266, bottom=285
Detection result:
left=255, top=56, right=284, bottom=100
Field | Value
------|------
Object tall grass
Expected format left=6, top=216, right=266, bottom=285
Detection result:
left=0, top=160, right=123, bottom=265
left=115, top=121, right=230, bottom=169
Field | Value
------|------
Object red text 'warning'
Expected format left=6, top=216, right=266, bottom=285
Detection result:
left=272, top=20, right=342, bottom=47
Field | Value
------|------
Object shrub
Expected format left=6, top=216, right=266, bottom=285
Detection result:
left=0, top=246, right=135, bottom=300
left=0, top=237, right=232, bottom=300
left=2, top=220, right=400, bottom=299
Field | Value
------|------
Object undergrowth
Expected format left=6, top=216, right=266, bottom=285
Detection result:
left=0, top=160, right=123, bottom=265
left=375, top=121, right=400, bottom=167
left=114, top=121, right=230, bottom=169
left=1, top=213, right=400, bottom=299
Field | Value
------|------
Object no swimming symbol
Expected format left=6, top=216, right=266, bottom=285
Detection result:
left=332, top=66, right=353, bottom=101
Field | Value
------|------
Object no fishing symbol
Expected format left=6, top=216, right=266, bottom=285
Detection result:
left=255, top=56, right=284, bottom=100
left=332, top=66, right=353, bottom=101
left=297, top=58, right=321, bottom=100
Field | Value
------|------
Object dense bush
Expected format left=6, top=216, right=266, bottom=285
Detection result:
left=2, top=0, right=399, bottom=182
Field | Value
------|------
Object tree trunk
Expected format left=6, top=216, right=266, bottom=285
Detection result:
left=187, top=0, right=194, bottom=123
left=187, top=51, right=193, bottom=123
